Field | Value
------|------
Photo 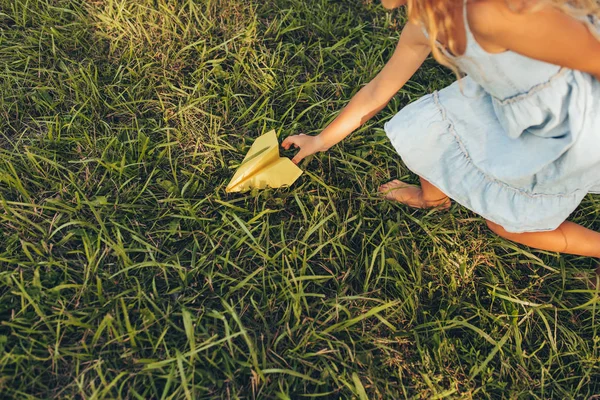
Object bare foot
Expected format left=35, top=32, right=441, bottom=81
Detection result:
left=378, top=179, right=451, bottom=210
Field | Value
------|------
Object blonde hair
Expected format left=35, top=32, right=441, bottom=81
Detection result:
left=406, top=0, right=600, bottom=72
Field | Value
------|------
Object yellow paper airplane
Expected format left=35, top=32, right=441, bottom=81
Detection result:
left=226, top=130, right=303, bottom=193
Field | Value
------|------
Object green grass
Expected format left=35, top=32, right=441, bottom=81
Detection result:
left=0, top=0, right=599, bottom=398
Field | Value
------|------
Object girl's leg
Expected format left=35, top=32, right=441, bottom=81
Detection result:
left=379, top=176, right=451, bottom=209
left=380, top=174, right=600, bottom=257
left=486, top=220, right=600, bottom=258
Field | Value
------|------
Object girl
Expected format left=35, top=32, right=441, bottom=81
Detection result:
left=282, top=0, right=600, bottom=267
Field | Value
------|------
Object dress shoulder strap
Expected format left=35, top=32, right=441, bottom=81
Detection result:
left=461, top=0, right=477, bottom=48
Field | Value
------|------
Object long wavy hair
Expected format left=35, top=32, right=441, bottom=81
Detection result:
left=406, top=0, right=600, bottom=71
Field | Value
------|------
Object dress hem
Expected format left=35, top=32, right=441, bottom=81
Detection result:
left=384, top=91, right=598, bottom=234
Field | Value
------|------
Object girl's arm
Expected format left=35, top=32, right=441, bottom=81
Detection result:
left=282, top=21, right=431, bottom=164
left=468, top=0, right=600, bottom=80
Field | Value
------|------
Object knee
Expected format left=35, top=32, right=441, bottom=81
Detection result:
left=486, top=220, right=509, bottom=238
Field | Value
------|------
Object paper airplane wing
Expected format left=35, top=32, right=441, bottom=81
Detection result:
left=226, top=130, right=303, bottom=193
left=227, top=157, right=302, bottom=193
left=240, top=130, right=279, bottom=164
left=226, top=130, right=279, bottom=192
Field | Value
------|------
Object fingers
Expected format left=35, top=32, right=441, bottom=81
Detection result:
left=281, top=134, right=305, bottom=150
left=281, top=137, right=292, bottom=149
left=292, top=149, right=308, bottom=165
left=282, top=134, right=311, bottom=164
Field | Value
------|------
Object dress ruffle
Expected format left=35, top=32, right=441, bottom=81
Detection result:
left=384, top=74, right=600, bottom=233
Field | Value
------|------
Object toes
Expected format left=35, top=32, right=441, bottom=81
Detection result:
left=380, top=179, right=402, bottom=189
left=379, top=180, right=403, bottom=195
left=378, top=183, right=391, bottom=192
left=379, top=179, right=413, bottom=198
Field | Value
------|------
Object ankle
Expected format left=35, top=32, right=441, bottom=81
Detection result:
left=422, top=195, right=450, bottom=207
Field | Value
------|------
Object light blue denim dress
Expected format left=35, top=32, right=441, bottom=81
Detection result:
left=384, top=7, right=600, bottom=233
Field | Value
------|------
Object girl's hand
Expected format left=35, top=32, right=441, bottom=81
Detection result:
left=281, top=134, right=326, bottom=164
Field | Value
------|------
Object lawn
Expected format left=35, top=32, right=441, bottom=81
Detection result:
left=0, top=0, right=599, bottom=398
